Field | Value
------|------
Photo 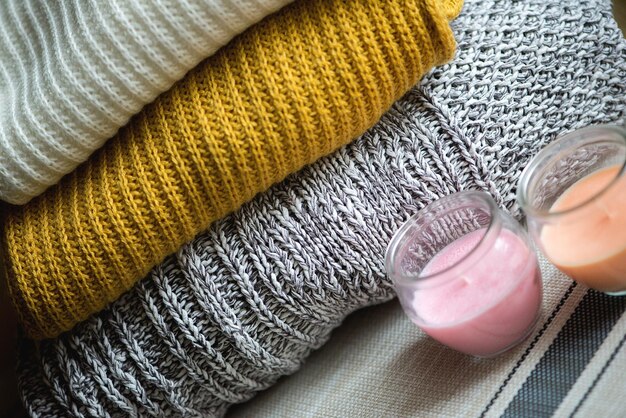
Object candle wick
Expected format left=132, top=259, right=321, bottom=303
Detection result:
left=597, top=199, right=614, bottom=220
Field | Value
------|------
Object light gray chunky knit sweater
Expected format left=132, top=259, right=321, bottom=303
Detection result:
left=18, top=0, right=626, bottom=416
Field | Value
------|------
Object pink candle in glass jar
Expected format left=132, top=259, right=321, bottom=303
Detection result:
left=386, top=191, right=542, bottom=357
left=415, top=228, right=541, bottom=357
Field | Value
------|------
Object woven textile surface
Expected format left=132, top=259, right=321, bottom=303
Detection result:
left=17, top=0, right=626, bottom=416
left=0, top=0, right=293, bottom=205
left=1, top=0, right=462, bottom=339
left=230, top=260, right=626, bottom=418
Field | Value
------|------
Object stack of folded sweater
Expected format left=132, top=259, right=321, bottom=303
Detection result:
left=1, top=0, right=462, bottom=339
left=1, top=0, right=464, bottom=416
left=3, top=0, right=626, bottom=416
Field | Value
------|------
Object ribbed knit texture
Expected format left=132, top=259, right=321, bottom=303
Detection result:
left=2, top=0, right=462, bottom=339
left=16, top=0, right=626, bottom=416
left=0, top=0, right=293, bottom=205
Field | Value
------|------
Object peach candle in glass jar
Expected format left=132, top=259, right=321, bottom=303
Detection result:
left=517, top=125, right=626, bottom=295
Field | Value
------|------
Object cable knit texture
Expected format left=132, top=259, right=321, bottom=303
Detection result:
left=16, top=0, right=626, bottom=416
left=0, top=0, right=295, bottom=205
left=2, top=0, right=462, bottom=339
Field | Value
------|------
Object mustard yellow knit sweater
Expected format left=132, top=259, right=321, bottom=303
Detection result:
left=2, top=0, right=462, bottom=339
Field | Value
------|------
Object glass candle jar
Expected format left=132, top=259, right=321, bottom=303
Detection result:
left=517, top=125, right=626, bottom=295
left=385, top=191, right=542, bottom=357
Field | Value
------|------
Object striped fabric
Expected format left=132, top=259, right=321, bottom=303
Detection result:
left=230, top=260, right=626, bottom=417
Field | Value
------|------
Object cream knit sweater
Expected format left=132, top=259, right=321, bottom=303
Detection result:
left=0, top=0, right=292, bottom=205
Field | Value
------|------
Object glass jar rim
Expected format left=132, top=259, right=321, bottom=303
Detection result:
left=385, top=191, right=502, bottom=285
left=516, top=125, right=626, bottom=220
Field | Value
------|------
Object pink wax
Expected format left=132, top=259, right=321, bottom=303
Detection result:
left=412, top=228, right=542, bottom=357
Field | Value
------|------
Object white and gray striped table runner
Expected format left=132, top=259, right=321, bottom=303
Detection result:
left=231, top=260, right=626, bottom=417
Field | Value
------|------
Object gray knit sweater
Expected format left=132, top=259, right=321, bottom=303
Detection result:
left=18, top=0, right=626, bottom=416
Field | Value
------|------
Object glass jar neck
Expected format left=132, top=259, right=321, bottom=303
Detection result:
left=386, top=191, right=503, bottom=288
left=517, top=125, right=626, bottom=222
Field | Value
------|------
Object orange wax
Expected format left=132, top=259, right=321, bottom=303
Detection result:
left=541, top=165, right=626, bottom=292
